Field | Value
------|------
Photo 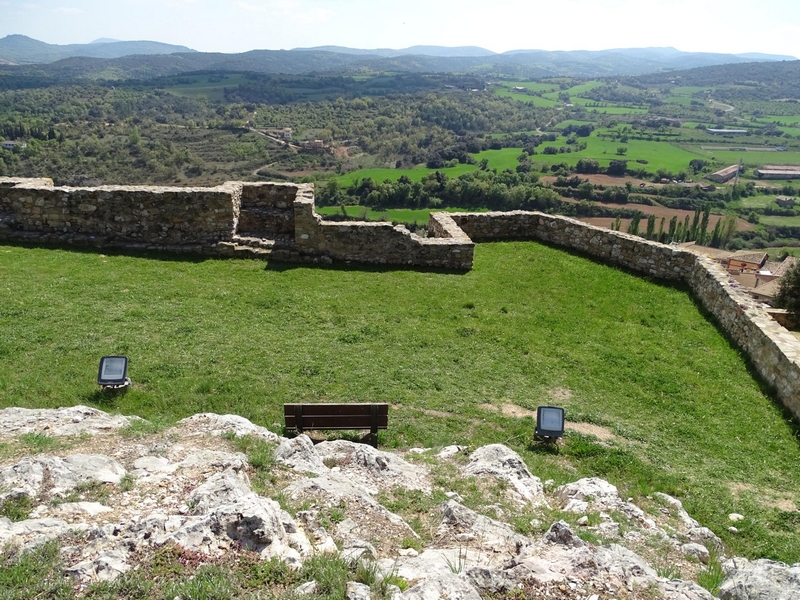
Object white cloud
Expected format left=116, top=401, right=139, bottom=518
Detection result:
left=53, top=6, right=81, bottom=14
left=21, top=3, right=40, bottom=9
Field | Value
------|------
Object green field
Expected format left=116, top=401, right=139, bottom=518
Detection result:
left=162, top=74, right=251, bottom=102
left=734, top=196, right=783, bottom=209
left=493, top=88, right=559, bottom=106
left=542, top=81, right=603, bottom=100
left=671, top=86, right=711, bottom=95
left=1, top=242, right=799, bottom=562
left=666, top=96, right=700, bottom=106
left=692, top=147, right=800, bottom=167
left=759, top=214, right=800, bottom=226
left=335, top=163, right=478, bottom=186
left=499, top=81, right=560, bottom=93
left=530, top=136, right=704, bottom=172
left=316, top=206, right=490, bottom=222
left=336, top=149, right=523, bottom=185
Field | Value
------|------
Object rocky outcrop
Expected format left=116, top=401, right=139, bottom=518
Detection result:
left=1, top=405, right=798, bottom=600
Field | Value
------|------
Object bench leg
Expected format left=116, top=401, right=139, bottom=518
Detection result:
left=371, top=404, right=378, bottom=448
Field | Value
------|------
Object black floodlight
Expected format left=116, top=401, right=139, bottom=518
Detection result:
left=535, top=405, right=565, bottom=440
left=97, top=356, right=130, bottom=390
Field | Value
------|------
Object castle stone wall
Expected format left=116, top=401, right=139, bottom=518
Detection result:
left=449, top=211, right=696, bottom=280
left=237, top=182, right=298, bottom=235
left=0, top=177, right=797, bottom=412
left=294, top=194, right=474, bottom=269
left=0, top=180, right=240, bottom=251
left=447, top=209, right=800, bottom=416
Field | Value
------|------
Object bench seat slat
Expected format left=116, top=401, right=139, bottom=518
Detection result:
left=284, top=404, right=388, bottom=417
left=283, top=403, right=389, bottom=447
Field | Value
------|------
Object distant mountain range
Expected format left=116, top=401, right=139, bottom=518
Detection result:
left=0, top=35, right=195, bottom=64
left=296, top=44, right=796, bottom=65
left=0, top=36, right=796, bottom=80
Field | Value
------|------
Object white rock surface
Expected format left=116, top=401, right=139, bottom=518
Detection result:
left=178, top=413, right=281, bottom=442
left=463, top=444, right=545, bottom=505
left=0, top=405, right=138, bottom=436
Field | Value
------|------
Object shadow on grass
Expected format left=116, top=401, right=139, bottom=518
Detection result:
left=82, top=387, right=127, bottom=407
left=0, top=241, right=210, bottom=263
left=688, top=292, right=800, bottom=447
left=263, top=257, right=469, bottom=275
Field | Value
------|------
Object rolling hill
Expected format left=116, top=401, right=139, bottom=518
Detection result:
left=0, top=34, right=195, bottom=65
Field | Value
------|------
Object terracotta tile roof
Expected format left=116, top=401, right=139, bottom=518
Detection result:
left=774, top=256, right=798, bottom=277
left=728, top=252, right=768, bottom=266
left=750, top=279, right=782, bottom=300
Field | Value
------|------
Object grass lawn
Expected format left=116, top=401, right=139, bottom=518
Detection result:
left=1, top=242, right=799, bottom=562
left=759, top=214, right=800, bottom=226
left=530, top=136, right=704, bottom=172
left=691, top=147, right=800, bottom=167
left=493, top=89, right=559, bottom=107
left=335, top=163, right=478, bottom=186
left=671, top=86, right=712, bottom=95
left=162, top=74, right=251, bottom=102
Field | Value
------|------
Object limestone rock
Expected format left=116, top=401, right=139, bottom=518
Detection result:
left=542, top=520, right=585, bottom=548
left=51, top=502, right=113, bottom=518
left=401, top=573, right=482, bottom=600
left=436, top=445, right=467, bottom=460
left=554, top=477, right=620, bottom=513
left=594, top=544, right=657, bottom=585
left=66, top=549, right=131, bottom=584
left=315, top=440, right=429, bottom=491
left=719, top=557, right=800, bottom=600
left=178, top=413, right=280, bottom=442
left=275, top=435, right=329, bottom=475
left=0, top=454, right=125, bottom=500
left=659, top=579, right=716, bottom=600
left=463, top=444, right=545, bottom=505
left=346, top=581, right=372, bottom=600
left=0, top=517, right=88, bottom=547
left=0, top=405, right=138, bottom=437
left=295, top=581, right=318, bottom=596
left=681, top=542, right=710, bottom=564
left=436, top=500, right=528, bottom=561
left=177, top=450, right=247, bottom=471
left=186, top=469, right=252, bottom=513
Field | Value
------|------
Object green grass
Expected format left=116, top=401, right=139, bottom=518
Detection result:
left=671, top=86, right=712, bottom=95
left=1, top=242, right=799, bottom=562
left=733, top=196, right=782, bottom=209
left=335, top=163, right=478, bottom=186
left=162, top=74, right=251, bottom=102
left=493, top=88, right=559, bottom=106
left=315, top=206, right=490, bottom=223
left=666, top=96, right=701, bottom=106
left=759, top=214, right=800, bottom=226
left=691, top=147, right=800, bottom=167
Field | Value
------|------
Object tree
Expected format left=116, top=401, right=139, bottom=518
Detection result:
left=616, top=146, right=628, bottom=156
left=607, top=160, right=627, bottom=177
left=689, top=159, right=708, bottom=174
left=775, top=261, right=800, bottom=321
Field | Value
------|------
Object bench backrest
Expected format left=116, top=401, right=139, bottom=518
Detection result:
left=284, top=403, right=389, bottom=431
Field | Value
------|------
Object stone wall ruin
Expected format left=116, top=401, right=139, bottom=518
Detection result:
left=0, top=177, right=798, bottom=415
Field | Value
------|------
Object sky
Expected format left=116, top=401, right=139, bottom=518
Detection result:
left=1, top=0, right=799, bottom=58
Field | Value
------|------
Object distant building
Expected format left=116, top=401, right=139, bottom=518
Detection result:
left=726, top=251, right=768, bottom=273
left=756, top=169, right=800, bottom=180
left=708, top=164, right=739, bottom=183
left=512, top=86, right=526, bottom=91
left=1, top=141, right=26, bottom=151
left=776, top=196, right=796, bottom=208
left=281, top=128, right=293, bottom=140
left=707, top=129, right=748, bottom=135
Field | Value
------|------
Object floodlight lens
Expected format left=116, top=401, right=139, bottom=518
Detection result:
left=540, top=408, right=563, bottom=430
left=101, top=357, right=126, bottom=380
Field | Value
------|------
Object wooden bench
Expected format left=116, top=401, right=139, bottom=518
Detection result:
left=284, top=403, right=388, bottom=448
